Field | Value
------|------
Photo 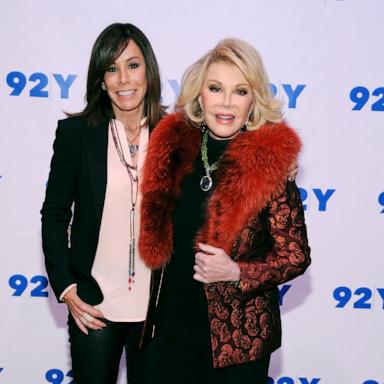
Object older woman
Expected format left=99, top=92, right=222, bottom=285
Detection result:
left=138, top=38, right=311, bottom=383
left=41, top=23, right=163, bottom=383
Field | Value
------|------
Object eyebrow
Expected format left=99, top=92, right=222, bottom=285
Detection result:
left=112, top=56, right=142, bottom=64
left=126, top=56, right=141, bottom=61
left=206, top=79, right=250, bottom=87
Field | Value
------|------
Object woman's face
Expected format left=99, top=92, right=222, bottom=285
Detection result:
left=199, top=61, right=253, bottom=140
left=103, top=39, right=147, bottom=122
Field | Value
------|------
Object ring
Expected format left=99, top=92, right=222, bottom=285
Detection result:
left=82, top=313, right=93, bottom=322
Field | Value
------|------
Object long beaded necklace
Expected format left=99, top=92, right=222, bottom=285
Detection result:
left=110, top=119, right=138, bottom=290
left=200, top=130, right=221, bottom=192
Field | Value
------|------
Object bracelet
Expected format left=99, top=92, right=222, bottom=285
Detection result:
left=231, top=280, right=241, bottom=289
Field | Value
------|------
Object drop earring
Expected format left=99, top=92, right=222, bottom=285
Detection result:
left=200, top=120, right=208, bottom=133
left=101, top=82, right=106, bottom=91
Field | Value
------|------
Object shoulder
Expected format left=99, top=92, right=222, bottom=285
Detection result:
left=230, top=122, right=301, bottom=162
left=57, top=115, right=88, bottom=132
left=249, top=122, right=301, bottom=152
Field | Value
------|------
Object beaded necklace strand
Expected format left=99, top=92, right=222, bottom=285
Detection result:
left=200, top=130, right=220, bottom=192
left=110, top=119, right=138, bottom=290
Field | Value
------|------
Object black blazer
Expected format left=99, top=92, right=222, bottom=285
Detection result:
left=41, top=116, right=112, bottom=304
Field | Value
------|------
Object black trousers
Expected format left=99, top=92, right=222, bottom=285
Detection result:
left=68, top=315, right=144, bottom=384
left=139, top=329, right=270, bottom=384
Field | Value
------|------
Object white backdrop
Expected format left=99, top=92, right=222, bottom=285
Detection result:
left=1, top=1, right=383, bottom=383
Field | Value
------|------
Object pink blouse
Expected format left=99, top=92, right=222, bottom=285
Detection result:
left=91, top=120, right=151, bottom=322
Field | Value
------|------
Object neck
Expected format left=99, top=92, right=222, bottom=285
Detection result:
left=113, top=105, right=145, bottom=131
left=208, top=129, right=240, bottom=141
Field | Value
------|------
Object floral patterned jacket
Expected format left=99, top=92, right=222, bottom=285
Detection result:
left=139, top=113, right=311, bottom=368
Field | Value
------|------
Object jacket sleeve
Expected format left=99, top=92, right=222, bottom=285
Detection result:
left=41, top=120, right=77, bottom=301
left=237, top=180, right=311, bottom=295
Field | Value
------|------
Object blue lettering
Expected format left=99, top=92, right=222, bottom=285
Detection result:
left=282, top=84, right=306, bottom=108
left=298, top=188, right=308, bottom=211
left=29, top=73, right=48, bottom=98
left=299, top=378, right=321, bottom=384
left=378, top=192, right=384, bottom=213
left=278, top=378, right=295, bottom=384
left=278, top=284, right=292, bottom=305
left=168, top=79, right=180, bottom=99
left=376, top=288, right=384, bottom=309
left=270, top=84, right=278, bottom=96
left=269, top=84, right=305, bottom=108
left=312, top=188, right=335, bottom=211
left=53, top=74, right=77, bottom=99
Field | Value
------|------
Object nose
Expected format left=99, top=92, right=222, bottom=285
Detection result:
left=118, top=67, right=129, bottom=85
left=222, top=92, right=232, bottom=108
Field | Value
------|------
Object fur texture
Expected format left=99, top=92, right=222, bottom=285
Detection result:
left=139, top=112, right=301, bottom=269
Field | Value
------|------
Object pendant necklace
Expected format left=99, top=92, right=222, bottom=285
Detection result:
left=200, top=130, right=220, bottom=192
left=110, top=119, right=139, bottom=290
left=127, top=130, right=141, bottom=157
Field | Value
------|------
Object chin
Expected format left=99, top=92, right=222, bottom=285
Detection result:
left=209, top=127, right=241, bottom=139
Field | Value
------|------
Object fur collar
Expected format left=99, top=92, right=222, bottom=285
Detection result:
left=139, top=112, right=301, bottom=269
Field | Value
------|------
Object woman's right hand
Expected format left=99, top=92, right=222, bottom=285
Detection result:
left=63, top=286, right=106, bottom=335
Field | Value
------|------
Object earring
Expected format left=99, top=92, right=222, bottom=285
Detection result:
left=200, top=120, right=208, bottom=133
left=242, top=109, right=253, bottom=132
left=101, top=82, right=106, bottom=91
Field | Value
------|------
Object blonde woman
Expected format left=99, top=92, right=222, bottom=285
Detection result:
left=139, top=38, right=310, bottom=383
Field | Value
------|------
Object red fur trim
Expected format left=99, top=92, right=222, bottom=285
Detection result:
left=139, top=113, right=301, bottom=269
left=139, top=113, right=201, bottom=269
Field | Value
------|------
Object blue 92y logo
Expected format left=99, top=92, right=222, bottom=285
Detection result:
left=8, top=274, right=49, bottom=297
left=298, top=188, right=335, bottom=212
left=166, top=80, right=305, bottom=109
left=350, top=86, right=384, bottom=111
left=6, top=71, right=77, bottom=99
left=333, top=286, right=384, bottom=310
left=46, top=369, right=73, bottom=384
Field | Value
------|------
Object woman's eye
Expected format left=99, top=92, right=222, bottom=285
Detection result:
left=106, top=66, right=118, bottom=73
left=129, top=63, right=139, bottom=69
left=209, top=86, right=221, bottom=93
left=236, top=89, right=248, bottom=96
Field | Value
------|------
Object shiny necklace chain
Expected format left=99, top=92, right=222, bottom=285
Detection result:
left=200, top=130, right=220, bottom=192
left=110, top=119, right=138, bottom=290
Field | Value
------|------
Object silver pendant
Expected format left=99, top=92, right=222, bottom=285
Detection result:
left=200, top=174, right=213, bottom=191
left=129, top=144, right=139, bottom=156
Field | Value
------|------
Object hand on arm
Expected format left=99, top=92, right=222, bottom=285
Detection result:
left=193, top=243, right=240, bottom=284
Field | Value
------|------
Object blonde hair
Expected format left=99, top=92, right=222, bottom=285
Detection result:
left=176, top=38, right=283, bottom=130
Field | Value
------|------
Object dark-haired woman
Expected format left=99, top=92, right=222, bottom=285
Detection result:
left=41, top=23, right=163, bottom=384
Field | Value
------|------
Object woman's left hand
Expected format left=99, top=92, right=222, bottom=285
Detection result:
left=194, top=243, right=240, bottom=283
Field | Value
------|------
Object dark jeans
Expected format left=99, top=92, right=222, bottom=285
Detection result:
left=139, top=329, right=270, bottom=384
left=68, top=315, right=143, bottom=384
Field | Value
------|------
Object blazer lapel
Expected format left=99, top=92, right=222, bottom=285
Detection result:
left=85, top=119, right=109, bottom=227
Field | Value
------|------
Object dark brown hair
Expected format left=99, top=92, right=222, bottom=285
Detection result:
left=70, top=23, right=163, bottom=128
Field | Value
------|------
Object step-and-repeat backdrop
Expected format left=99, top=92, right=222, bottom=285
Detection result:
left=1, top=1, right=383, bottom=383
